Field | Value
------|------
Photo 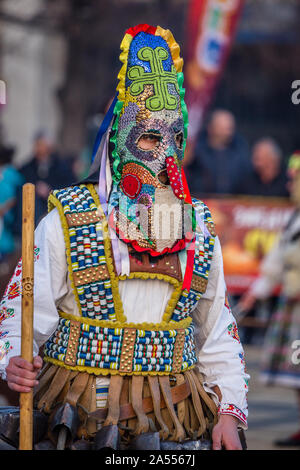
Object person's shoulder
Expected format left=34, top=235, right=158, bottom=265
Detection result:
left=19, top=157, right=36, bottom=179
left=1, top=165, right=24, bottom=188
left=9, top=166, right=24, bottom=184
left=20, top=156, right=35, bottom=170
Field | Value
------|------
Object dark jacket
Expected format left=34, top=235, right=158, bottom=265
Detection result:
left=18, top=153, right=76, bottom=226
left=235, top=167, right=289, bottom=198
left=186, top=131, right=251, bottom=196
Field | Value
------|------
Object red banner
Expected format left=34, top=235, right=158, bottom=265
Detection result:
left=184, top=0, right=244, bottom=148
left=203, top=197, right=294, bottom=294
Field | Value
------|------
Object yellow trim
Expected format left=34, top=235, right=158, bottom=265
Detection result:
left=44, top=355, right=195, bottom=377
left=116, top=33, right=133, bottom=103
left=59, top=309, right=192, bottom=331
left=118, top=271, right=180, bottom=286
left=155, top=26, right=183, bottom=73
left=48, top=192, right=82, bottom=314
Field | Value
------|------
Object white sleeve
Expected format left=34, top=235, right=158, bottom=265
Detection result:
left=192, top=237, right=249, bottom=429
left=0, top=209, right=68, bottom=379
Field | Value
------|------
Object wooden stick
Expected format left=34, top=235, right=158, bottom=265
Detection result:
left=19, top=183, right=35, bottom=450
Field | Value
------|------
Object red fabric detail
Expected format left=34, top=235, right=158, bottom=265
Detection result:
left=166, top=156, right=185, bottom=200
left=121, top=174, right=142, bottom=199
left=182, top=237, right=195, bottom=291
left=181, top=168, right=192, bottom=204
left=126, top=24, right=157, bottom=37
left=124, top=237, right=187, bottom=257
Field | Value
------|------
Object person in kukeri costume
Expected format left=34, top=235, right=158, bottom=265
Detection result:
left=0, top=24, right=249, bottom=450
left=240, top=150, right=300, bottom=447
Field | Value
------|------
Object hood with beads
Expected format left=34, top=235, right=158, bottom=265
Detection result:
left=94, top=24, right=194, bottom=256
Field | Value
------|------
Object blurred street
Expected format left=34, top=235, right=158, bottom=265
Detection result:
left=245, top=344, right=299, bottom=450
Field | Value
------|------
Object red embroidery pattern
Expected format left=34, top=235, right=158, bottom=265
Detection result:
left=2, top=246, right=40, bottom=302
left=7, top=281, right=21, bottom=300
left=0, top=306, right=15, bottom=324
left=224, top=292, right=231, bottom=312
left=227, top=322, right=240, bottom=343
left=218, top=403, right=247, bottom=427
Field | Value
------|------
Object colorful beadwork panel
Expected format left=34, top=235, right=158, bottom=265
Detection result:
left=44, top=316, right=197, bottom=375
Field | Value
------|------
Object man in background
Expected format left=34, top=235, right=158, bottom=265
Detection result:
left=187, top=109, right=251, bottom=195
left=19, top=131, right=76, bottom=224
left=237, top=138, right=289, bottom=198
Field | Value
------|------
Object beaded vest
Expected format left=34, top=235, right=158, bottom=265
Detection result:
left=44, top=184, right=216, bottom=377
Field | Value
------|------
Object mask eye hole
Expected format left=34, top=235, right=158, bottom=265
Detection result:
left=175, top=131, right=183, bottom=150
left=137, top=132, right=161, bottom=151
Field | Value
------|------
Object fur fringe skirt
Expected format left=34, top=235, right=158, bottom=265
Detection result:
left=34, top=364, right=218, bottom=444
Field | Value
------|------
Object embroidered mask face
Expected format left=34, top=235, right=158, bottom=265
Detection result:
left=108, top=25, right=192, bottom=254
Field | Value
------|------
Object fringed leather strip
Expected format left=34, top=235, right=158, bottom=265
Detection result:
left=158, top=376, right=185, bottom=442
left=183, top=399, right=193, bottom=437
left=103, top=375, right=124, bottom=426
left=36, top=366, right=72, bottom=413
left=131, top=376, right=149, bottom=435
left=34, top=363, right=58, bottom=403
left=147, top=376, right=169, bottom=440
left=192, top=369, right=218, bottom=425
left=175, top=374, right=186, bottom=425
left=185, top=370, right=206, bottom=437
left=77, top=374, right=97, bottom=438
left=143, top=380, right=156, bottom=431
left=65, top=372, right=90, bottom=407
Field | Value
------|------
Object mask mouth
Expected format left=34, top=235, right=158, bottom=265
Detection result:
left=157, top=168, right=170, bottom=186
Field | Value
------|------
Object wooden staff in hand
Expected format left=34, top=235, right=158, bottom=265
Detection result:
left=19, top=183, right=35, bottom=450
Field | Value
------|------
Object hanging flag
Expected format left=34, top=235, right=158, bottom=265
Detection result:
left=184, top=0, right=244, bottom=157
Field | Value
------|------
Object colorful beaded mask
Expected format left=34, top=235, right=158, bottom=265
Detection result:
left=108, top=24, right=192, bottom=255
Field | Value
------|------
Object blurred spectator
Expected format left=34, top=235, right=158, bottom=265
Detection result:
left=187, top=109, right=251, bottom=195
left=0, top=144, right=23, bottom=284
left=236, top=138, right=289, bottom=197
left=238, top=150, right=300, bottom=447
left=19, top=131, right=76, bottom=224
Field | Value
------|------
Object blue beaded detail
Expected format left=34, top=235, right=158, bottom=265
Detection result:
left=44, top=317, right=197, bottom=374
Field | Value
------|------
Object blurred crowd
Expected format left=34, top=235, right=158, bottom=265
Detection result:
left=186, top=109, right=289, bottom=198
